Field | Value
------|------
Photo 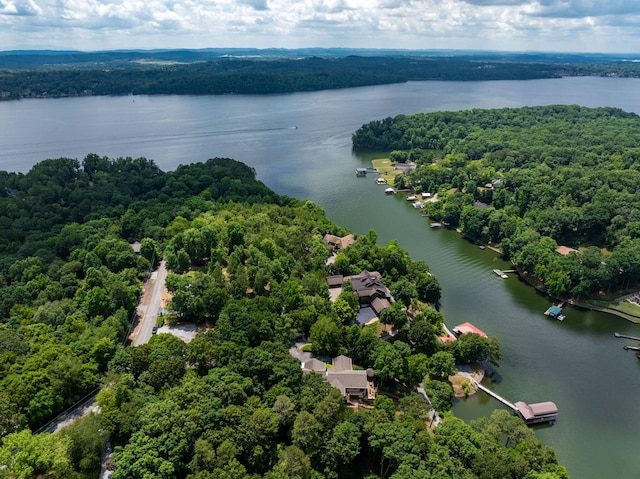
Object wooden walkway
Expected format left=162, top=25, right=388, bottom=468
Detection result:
left=472, top=379, right=518, bottom=412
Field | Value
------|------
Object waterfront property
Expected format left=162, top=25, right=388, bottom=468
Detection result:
left=515, top=401, right=559, bottom=425
left=323, top=232, right=356, bottom=251
left=453, top=322, right=488, bottom=338
left=474, top=380, right=559, bottom=426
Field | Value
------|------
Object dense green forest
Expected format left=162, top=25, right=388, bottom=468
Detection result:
left=2, top=52, right=640, bottom=100
left=0, top=156, right=567, bottom=478
left=353, top=105, right=640, bottom=300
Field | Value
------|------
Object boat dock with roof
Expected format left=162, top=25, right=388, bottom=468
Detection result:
left=473, top=379, right=558, bottom=425
left=545, top=304, right=566, bottom=321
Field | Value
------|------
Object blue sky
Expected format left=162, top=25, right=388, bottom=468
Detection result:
left=1, top=0, right=640, bottom=53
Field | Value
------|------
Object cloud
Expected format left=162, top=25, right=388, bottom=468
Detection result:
left=532, top=0, right=640, bottom=18
left=0, top=0, right=639, bottom=52
left=461, top=0, right=526, bottom=5
left=0, top=0, right=40, bottom=16
left=239, top=0, right=269, bottom=10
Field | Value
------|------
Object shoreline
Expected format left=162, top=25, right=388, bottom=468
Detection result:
left=372, top=160, right=640, bottom=325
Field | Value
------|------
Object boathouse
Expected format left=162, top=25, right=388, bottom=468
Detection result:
left=356, top=168, right=368, bottom=176
left=515, top=401, right=558, bottom=425
left=452, top=322, right=488, bottom=338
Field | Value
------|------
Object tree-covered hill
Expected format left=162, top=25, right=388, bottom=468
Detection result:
left=0, top=156, right=568, bottom=478
left=353, top=105, right=640, bottom=299
left=2, top=52, right=640, bottom=100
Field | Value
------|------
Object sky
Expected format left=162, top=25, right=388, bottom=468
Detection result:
left=1, top=0, right=640, bottom=53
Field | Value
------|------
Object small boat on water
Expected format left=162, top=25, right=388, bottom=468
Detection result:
left=375, top=177, right=386, bottom=185
left=430, top=222, right=442, bottom=228
left=412, top=201, right=423, bottom=208
left=385, top=187, right=395, bottom=194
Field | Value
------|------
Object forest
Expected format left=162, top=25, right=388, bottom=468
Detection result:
left=352, top=105, right=640, bottom=300
left=2, top=52, right=640, bottom=100
left=0, top=155, right=568, bottom=478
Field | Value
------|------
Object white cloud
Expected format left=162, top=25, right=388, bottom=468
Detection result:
left=0, top=0, right=639, bottom=52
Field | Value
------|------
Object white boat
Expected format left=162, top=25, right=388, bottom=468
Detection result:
left=412, top=201, right=423, bottom=208
left=375, top=177, right=386, bottom=185
left=385, top=187, right=395, bottom=194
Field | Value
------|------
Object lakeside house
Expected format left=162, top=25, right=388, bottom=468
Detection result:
left=327, top=270, right=393, bottom=307
left=323, top=233, right=356, bottom=251
left=452, top=322, right=488, bottom=338
left=302, top=355, right=377, bottom=402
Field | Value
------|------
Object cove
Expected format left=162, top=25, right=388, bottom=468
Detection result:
left=2, top=76, right=640, bottom=478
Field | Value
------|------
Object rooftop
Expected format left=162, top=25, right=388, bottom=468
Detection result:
left=453, top=322, right=488, bottom=338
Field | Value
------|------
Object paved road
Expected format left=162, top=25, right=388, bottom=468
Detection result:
left=134, top=260, right=168, bottom=346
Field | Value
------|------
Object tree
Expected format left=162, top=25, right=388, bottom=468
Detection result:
left=453, top=333, right=502, bottom=366
left=379, top=302, right=407, bottom=329
left=415, top=273, right=441, bottom=304
left=332, top=297, right=357, bottom=325
left=291, top=411, right=323, bottom=454
left=368, top=421, right=420, bottom=479
left=323, top=420, right=362, bottom=472
left=0, top=429, right=74, bottom=479
left=428, top=351, right=457, bottom=379
left=309, top=315, right=342, bottom=357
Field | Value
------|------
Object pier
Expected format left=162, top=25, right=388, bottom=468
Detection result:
left=614, top=332, right=640, bottom=342
left=492, top=269, right=516, bottom=278
left=472, top=379, right=558, bottom=425
left=473, top=380, right=517, bottom=411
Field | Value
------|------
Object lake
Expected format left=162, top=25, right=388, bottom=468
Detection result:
left=2, top=76, right=640, bottom=478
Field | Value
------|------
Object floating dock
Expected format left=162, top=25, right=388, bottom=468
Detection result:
left=493, top=269, right=508, bottom=279
left=473, top=380, right=558, bottom=426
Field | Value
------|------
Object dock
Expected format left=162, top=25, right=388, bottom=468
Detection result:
left=473, top=380, right=517, bottom=411
left=473, top=379, right=558, bottom=425
left=614, top=332, right=640, bottom=342
left=493, top=269, right=508, bottom=279
left=544, top=304, right=565, bottom=321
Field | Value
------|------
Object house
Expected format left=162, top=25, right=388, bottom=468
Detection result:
left=370, top=297, right=392, bottom=315
left=323, top=233, right=356, bottom=251
left=452, top=322, right=488, bottom=338
left=301, top=355, right=376, bottom=401
left=343, top=270, right=392, bottom=305
left=556, top=246, right=579, bottom=256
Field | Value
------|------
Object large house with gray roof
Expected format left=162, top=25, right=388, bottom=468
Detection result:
left=302, top=355, right=376, bottom=402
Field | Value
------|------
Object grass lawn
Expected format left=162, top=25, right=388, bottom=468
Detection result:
left=582, top=297, right=640, bottom=324
left=371, top=158, right=401, bottom=185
